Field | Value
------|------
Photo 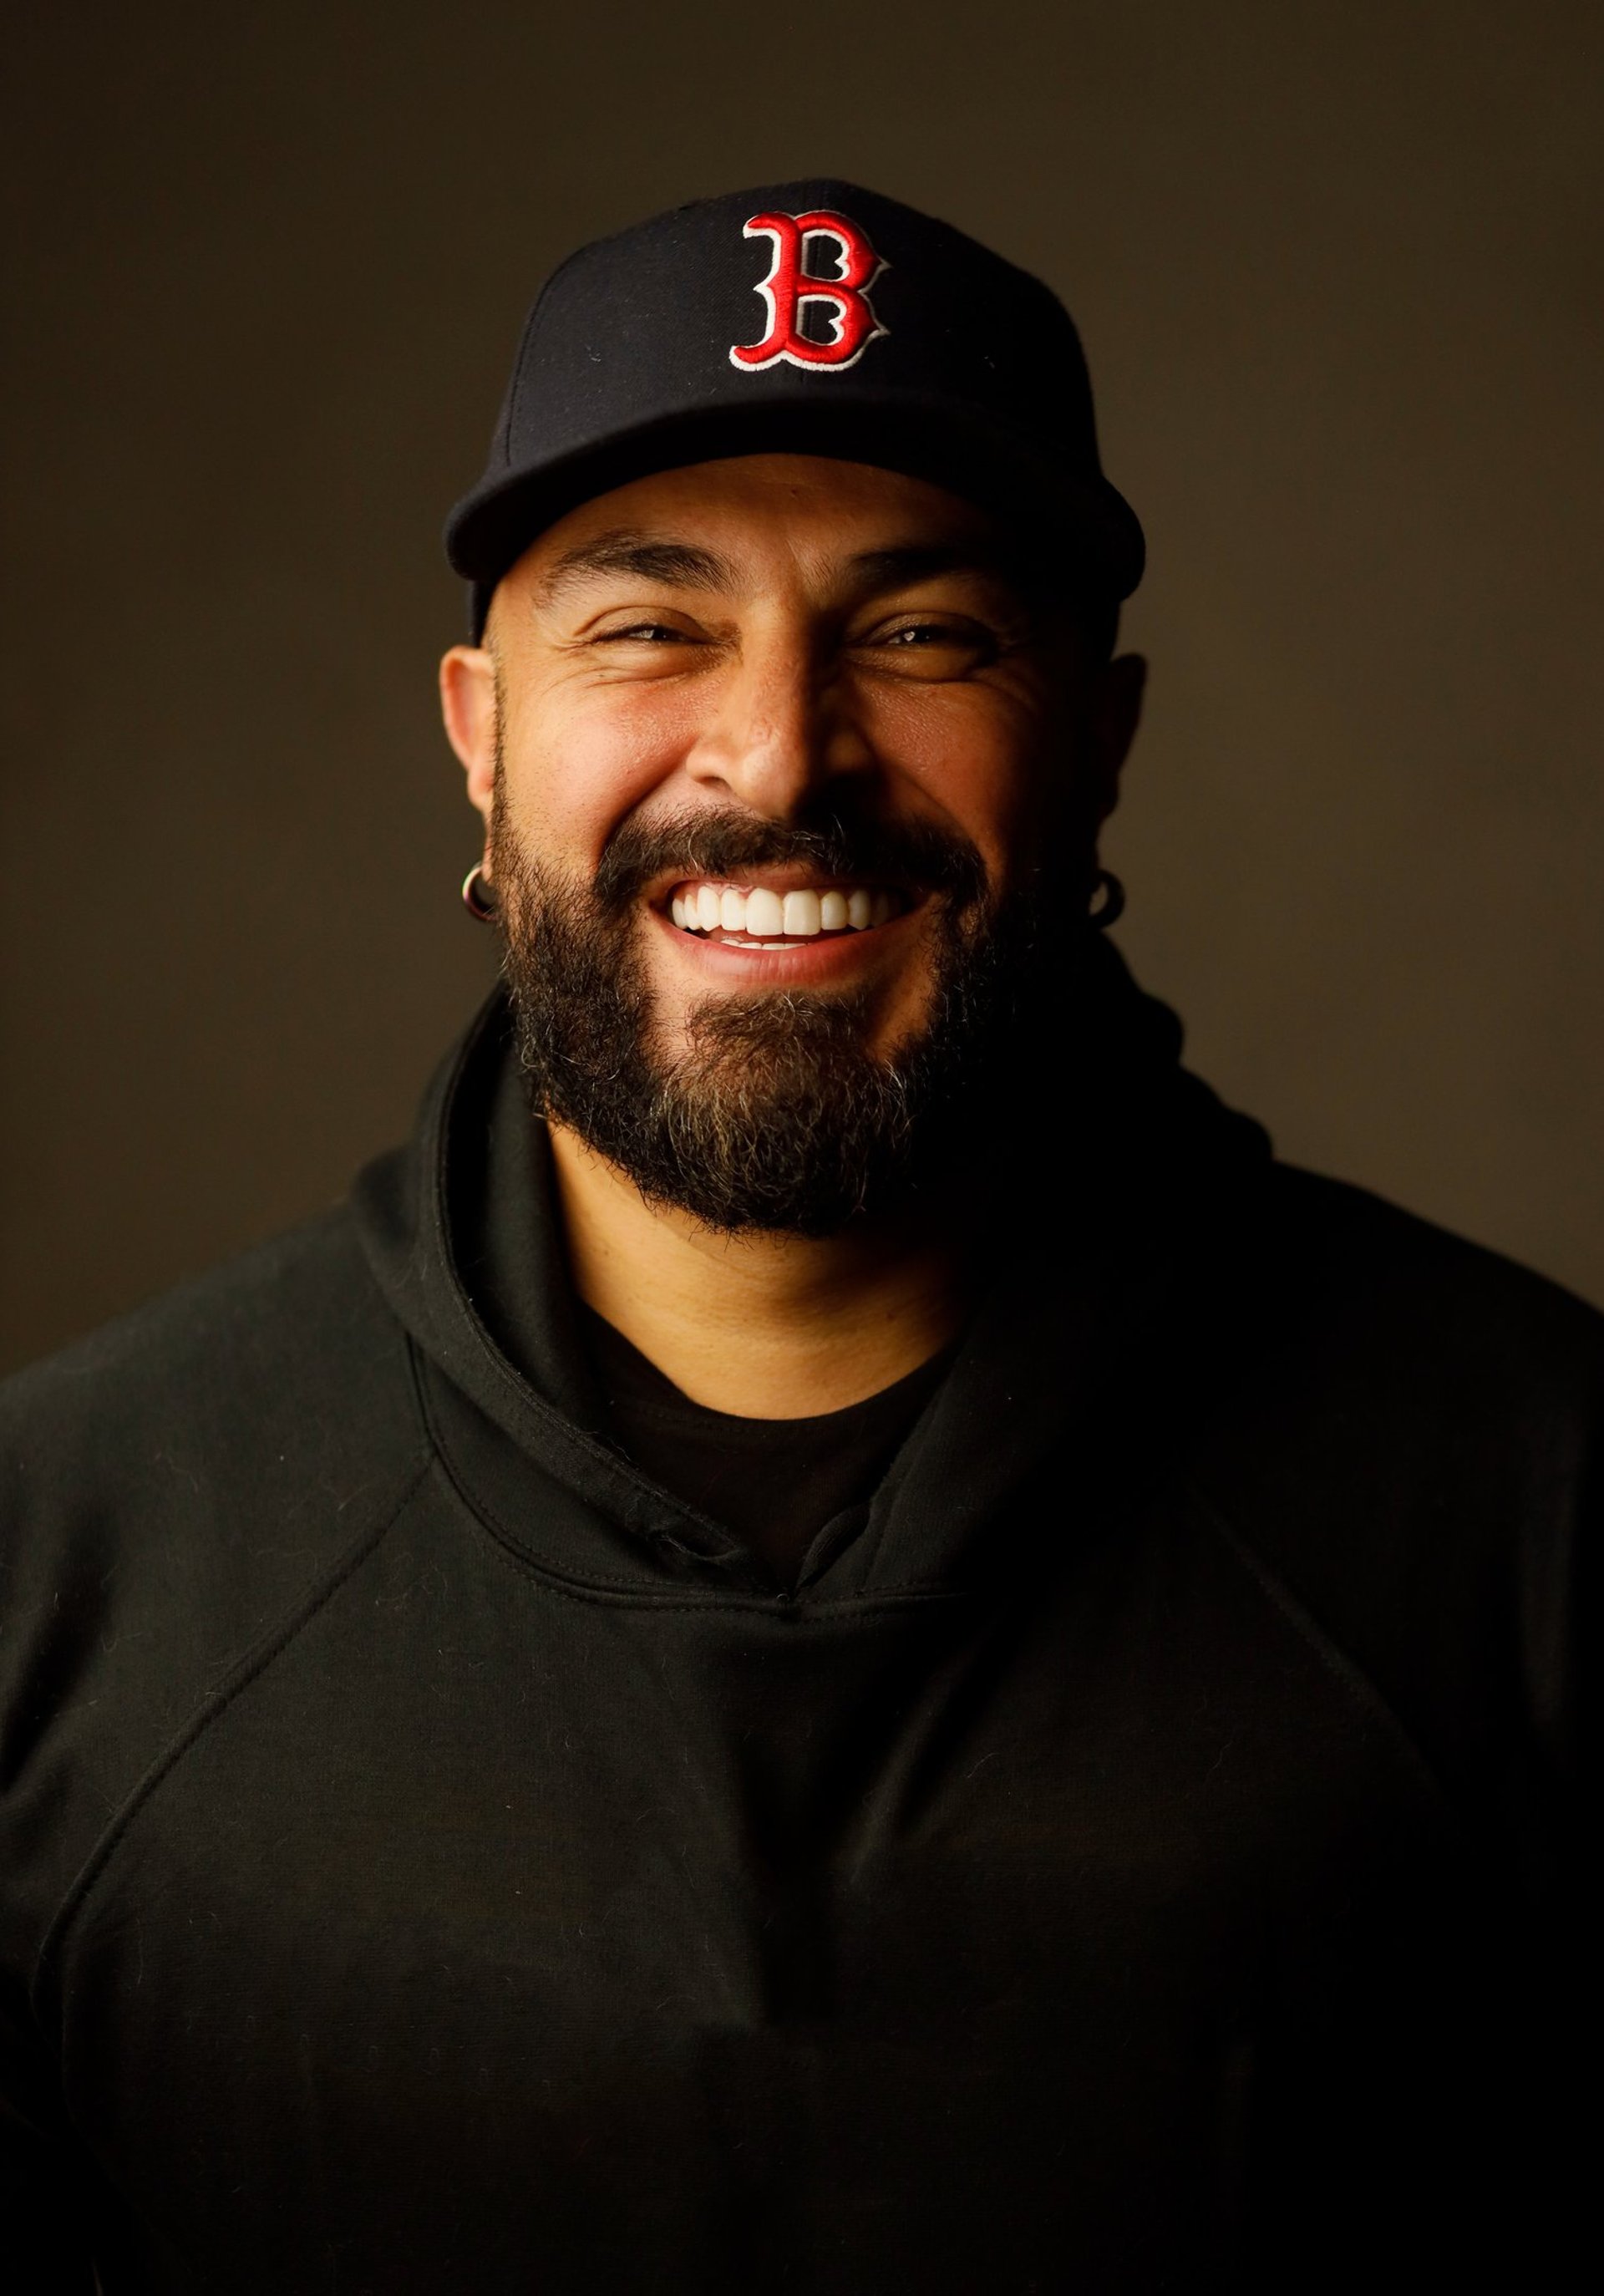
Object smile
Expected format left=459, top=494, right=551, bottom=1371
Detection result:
left=667, top=879, right=906, bottom=950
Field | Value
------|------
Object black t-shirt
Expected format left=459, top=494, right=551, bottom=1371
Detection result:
left=580, top=1304, right=953, bottom=1587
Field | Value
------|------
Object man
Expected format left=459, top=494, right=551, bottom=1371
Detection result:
left=0, top=182, right=1588, bottom=2292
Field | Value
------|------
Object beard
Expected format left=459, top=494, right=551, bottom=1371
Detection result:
left=490, top=799, right=1063, bottom=1237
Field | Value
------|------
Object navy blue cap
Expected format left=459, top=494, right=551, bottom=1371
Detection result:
left=446, top=180, right=1144, bottom=636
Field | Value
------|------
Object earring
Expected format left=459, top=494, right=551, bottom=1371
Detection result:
left=1088, top=867, right=1125, bottom=931
left=461, top=862, right=497, bottom=922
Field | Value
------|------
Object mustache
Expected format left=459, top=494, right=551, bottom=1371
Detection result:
left=591, top=809, right=989, bottom=917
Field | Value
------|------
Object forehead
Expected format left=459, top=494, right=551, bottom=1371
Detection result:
left=505, top=453, right=1008, bottom=594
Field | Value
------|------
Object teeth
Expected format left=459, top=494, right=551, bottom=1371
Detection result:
left=669, top=882, right=899, bottom=939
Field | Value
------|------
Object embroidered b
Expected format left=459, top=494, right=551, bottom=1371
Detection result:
left=730, top=210, right=887, bottom=373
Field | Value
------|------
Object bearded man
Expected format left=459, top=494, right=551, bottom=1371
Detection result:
left=0, top=183, right=1588, bottom=2293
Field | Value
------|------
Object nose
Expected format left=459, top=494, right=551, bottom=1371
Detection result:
left=683, top=621, right=871, bottom=818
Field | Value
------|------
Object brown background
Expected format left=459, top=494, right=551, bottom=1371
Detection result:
left=4, top=0, right=1601, bottom=1374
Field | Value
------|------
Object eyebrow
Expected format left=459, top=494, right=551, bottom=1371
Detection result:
left=536, top=530, right=737, bottom=606
left=845, top=542, right=1013, bottom=592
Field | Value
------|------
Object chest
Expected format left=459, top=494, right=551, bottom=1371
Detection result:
left=54, top=1491, right=1472, bottom=2292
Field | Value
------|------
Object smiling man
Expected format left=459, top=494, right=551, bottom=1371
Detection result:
left=0, top=183, right=1589, bottom=2293
left=439, top=450, right=1143, bottom=1495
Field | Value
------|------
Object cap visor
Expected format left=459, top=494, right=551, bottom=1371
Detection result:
left=445, top=394, right=1144, bottom=620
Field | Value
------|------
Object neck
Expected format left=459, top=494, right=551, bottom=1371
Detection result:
left=546, top=1123, right=972, bottom=1417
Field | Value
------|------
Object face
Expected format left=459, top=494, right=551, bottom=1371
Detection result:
left=441, top=453, right=1145, bottom=1232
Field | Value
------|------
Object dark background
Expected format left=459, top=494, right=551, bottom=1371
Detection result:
left=4, top=0, right=1601, bottom=1373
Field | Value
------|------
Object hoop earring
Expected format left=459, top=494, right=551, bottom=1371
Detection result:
left=461, top=863, right=497, bottom=923
left=1088, top=868, right=1125, bottom=931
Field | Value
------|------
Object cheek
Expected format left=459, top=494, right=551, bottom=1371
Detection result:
left=862, top=685, right=1055, bottom=886
left=499, top=688, right=698, bottom=864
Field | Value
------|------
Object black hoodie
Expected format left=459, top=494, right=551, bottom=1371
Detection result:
left=0, top=955, right=1591, bottom=2292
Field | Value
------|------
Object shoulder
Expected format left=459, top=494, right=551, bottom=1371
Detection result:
left=1261, top=1160, right=1604, bottom=1409
left=0, top=1204, right=423, bottom=1503
left=0, top=1210, right=430, bottom=1932
left=1195, top=1161, right=1597, bottom=1803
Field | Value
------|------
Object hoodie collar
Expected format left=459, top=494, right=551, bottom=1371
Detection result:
left=352, top=949, right=1272, bottom=1606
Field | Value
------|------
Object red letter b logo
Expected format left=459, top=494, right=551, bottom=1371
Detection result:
left=730, top=210, right=887, bottom=373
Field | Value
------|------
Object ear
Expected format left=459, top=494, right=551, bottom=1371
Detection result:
left=439, top=645, right=498, bottom=829
left=1088, top=653, right=1146, bottom=825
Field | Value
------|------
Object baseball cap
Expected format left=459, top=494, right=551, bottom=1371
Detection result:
left=445, top=179, right=1145, bottom=636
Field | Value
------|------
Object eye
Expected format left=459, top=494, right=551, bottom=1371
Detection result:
left=595, top=620, right=690, bottom=645
left=861, top=617, right=998, bottom=676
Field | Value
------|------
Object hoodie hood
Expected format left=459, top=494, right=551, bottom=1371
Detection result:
left=351, top=940, right=1272, bottom=1604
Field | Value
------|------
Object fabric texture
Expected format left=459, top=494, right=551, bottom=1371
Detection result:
left=577, top=1308, right=955, bottom=1588
left=0, top=946, right=1591, bottom=2292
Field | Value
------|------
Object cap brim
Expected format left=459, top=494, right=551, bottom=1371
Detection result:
left=445, top=394, right=1144, bottom=637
